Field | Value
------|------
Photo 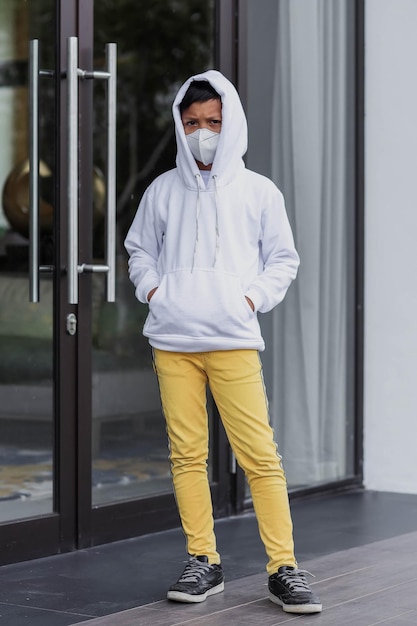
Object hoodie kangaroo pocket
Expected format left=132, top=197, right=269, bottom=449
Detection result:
left=144, top=269, right=258, bottom=340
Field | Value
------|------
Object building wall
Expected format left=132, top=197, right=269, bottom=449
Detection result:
left=364, top=0, right=417, bottom=492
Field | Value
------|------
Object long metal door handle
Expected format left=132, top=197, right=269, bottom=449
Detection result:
left=67, top=36, right=79, bottom=304
left=104, top=43, right=117, bottom=303
left=29, top=39, right=40, bottom=303
left=67, top=39, right=117, bottom=304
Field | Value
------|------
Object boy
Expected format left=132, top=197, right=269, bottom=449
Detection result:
left=125, top=70, right=322, bottom=614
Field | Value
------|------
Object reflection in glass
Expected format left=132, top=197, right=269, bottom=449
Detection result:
left=0, top=0, right=55, bottom=522
left=92, top=0, right=215, bottom=504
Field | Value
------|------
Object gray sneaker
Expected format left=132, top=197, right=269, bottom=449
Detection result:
left=268, top=566, right=322, bottom=613
left=167, top=555, right=224, bottom=603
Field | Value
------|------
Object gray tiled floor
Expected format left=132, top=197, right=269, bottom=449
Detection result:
left=77, top=531, right=417, bottom=625
left=1, top=491, right=417, bottom=625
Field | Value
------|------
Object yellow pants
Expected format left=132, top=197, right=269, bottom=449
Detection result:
left=153, top=348, right=296, bottom=575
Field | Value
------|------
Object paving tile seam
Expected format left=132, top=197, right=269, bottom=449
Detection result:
left=69, top=605, right=167, bottom=626
left=104, top=597, right=304, bottom=626
left=0, top=600, right=94, bottom=618
left=163, top=606, right=301, bottom=626
left=367, top=609, right=417, bottom=626
left=313, top=564, right=378, bottom=585
left=319, top=577, right=417, bottom=611
left=143, top=597, right=271, bottom=625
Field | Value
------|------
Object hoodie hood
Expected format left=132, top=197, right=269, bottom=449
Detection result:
left=173, top=70, right=247, bottom=188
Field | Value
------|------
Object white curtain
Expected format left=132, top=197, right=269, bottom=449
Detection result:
left=266, top=0, right=350, bottom=486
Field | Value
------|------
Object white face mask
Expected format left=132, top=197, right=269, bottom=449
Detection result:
left=186, top=128, right=220, bottom=166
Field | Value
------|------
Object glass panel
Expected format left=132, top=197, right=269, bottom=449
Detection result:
left=0, top=0, right=55, bottom=521
left=92, top=0, right=215, bottom=505
left=245, top=0, right=356, bottom=490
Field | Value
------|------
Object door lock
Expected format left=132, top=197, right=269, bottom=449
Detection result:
left=66, top=313, right=77, bottom=336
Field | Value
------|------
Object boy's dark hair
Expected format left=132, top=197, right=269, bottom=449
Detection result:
left=179, top=80, right=221, bottom=116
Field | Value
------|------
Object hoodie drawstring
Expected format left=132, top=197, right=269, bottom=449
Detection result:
left=191, top=174, right=202, bottom=273
left=191, top=173, right=220, bottom=272
left=212, top=175, right=220, bottom=267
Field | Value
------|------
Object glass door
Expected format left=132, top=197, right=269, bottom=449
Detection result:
left=0, top=0, right=57, bottom=540
left=0, top=0, right=89, bottom=564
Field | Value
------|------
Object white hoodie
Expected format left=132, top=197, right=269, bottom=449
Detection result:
left=124, top=70, right=300, bottom=352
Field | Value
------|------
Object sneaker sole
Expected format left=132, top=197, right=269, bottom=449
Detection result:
left=269, top=591, right=322, bottom=614
left=167, top=581, right=225, bottom=603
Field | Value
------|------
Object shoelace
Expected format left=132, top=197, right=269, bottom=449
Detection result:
left=178, top=558, right=212, bottom=583
left=277, top=568, right=314, bottom=593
